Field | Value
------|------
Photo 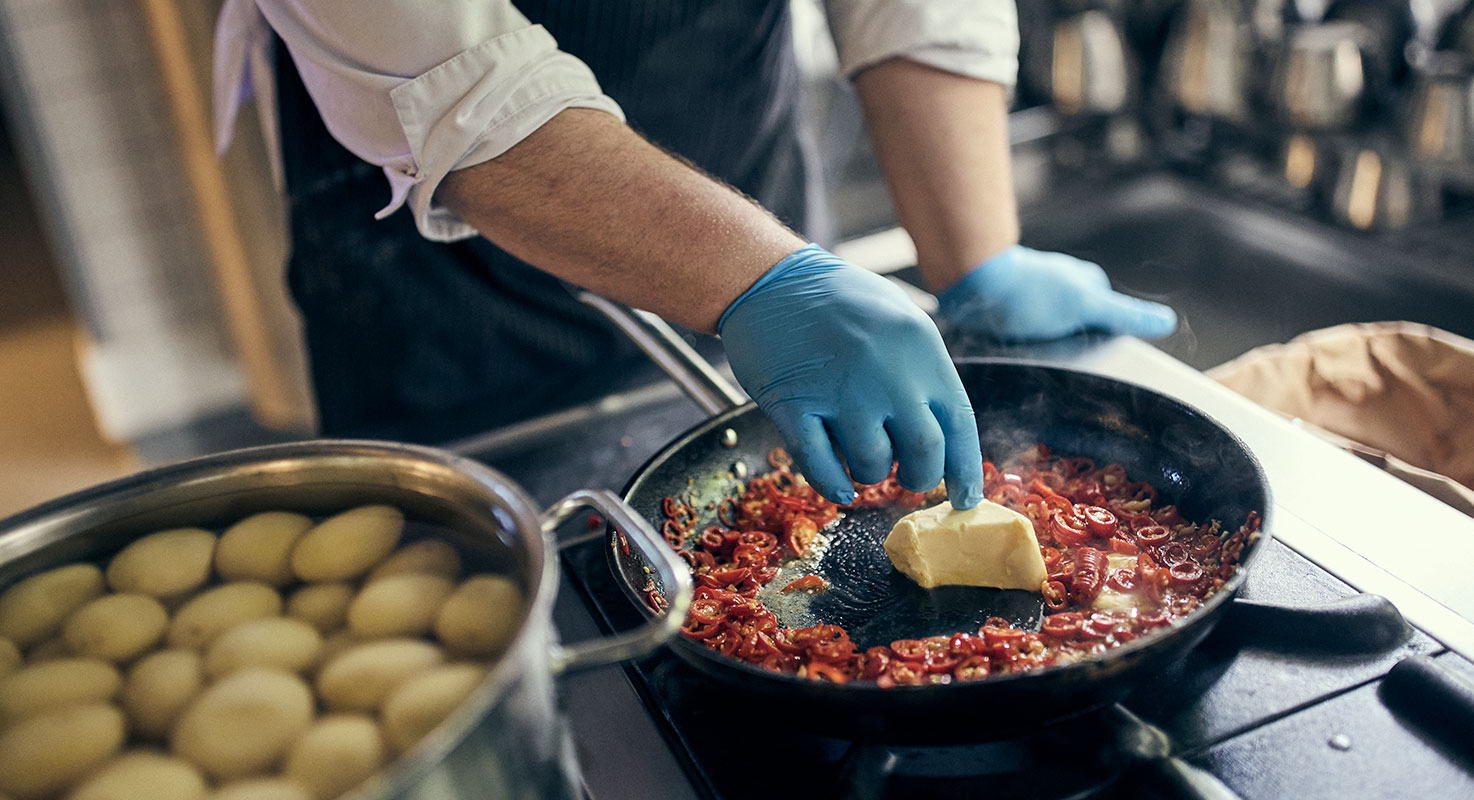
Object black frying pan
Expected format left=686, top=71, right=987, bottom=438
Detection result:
left=608, top=358, right=1271, bottom=744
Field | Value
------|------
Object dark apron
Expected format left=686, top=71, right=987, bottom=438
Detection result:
left=276, top=0, right=828, bottom=444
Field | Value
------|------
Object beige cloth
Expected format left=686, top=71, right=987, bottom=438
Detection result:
left=1208, top=322, right=1474, bottom=516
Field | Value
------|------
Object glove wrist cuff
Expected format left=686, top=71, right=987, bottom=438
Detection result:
left=935, top=244, right=1025, bottom=321
left=716, top=243, right=830, bottom=335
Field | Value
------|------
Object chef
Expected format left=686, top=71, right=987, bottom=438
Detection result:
left=213, top=0, right=1176, bottom=510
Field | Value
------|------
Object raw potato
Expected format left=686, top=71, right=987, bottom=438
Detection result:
left=346, top=573, right=454, bottom=638
left=285, top=583, right=354, bottom=633
left=62, top=593, right=169, bottom=662
left=365, top=539, right=462, bottom=582
left=66, top=751, right=207, bottom=800
left=121, top=650, right=204, bottom=740
left=0, top=658, right=122, bottom=723
left=172, top=668, right=314, bottom=780
left=282, top=714, right=385, bottom=800
left=434, top=574, right=524, bottom=656
left=313, top=630, right=361, bottom=673
left=215, top=512, right=315, bottom=587
left=291, top=505, right=404, bottom=582
left=315, top=638, right=443, bottom=712
left=0, top=564, right=105, bottom=647
left=0, top=637, right=21, bottom=678
left=106, top=529, right=217, bottom=598
left=380, top=663, right=487, bottom=753
left=168, top=582, right=283, bottom=650
left=0, top=703, right=126, bottom=799
left=205, top=618, right=323, bottom=678
left=209, top=778, right=312, bottom=800
left=26, top=636, right=72, bottom=662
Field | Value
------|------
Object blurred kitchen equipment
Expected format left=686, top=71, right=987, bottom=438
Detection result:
left=1326, top=140, right=1442, bottom=229
left=1404, top=55, right=1474, bottom=179
left=1051, top=8, right=1135, bottom=115
left=1276, top=20, right=1377, bottom=129
left=1438, top=0, right=1474, bottom=57
left=1162, top=0, right=1255, bottom=122
left=1322, top=0, right=1416, bottom=87
left=0, top=440, right=692, bottom=800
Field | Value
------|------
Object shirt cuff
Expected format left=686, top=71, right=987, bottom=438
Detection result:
left=825, top=0, right=1019, bottom=88
left=384, top=25, right=625, bottom=242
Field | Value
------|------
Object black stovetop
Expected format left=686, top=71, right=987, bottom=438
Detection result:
left=464, top=337, right=1474, bottom=800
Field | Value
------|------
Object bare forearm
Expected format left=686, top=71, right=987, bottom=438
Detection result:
left=855, top=58, right=1020, bottom=294
left=438, top=108, right=805, bottom=334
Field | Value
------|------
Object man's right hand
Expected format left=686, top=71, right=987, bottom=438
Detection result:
left=719, top=244, right=985, bottom=509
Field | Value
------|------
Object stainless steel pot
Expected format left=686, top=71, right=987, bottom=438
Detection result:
left=0, top=440, right=692, bottom=800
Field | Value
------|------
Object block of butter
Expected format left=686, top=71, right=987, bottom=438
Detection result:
left=883, top=500, right=1048, bottom=591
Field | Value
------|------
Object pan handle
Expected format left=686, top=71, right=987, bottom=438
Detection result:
left=541, top=489, right=693, bottom=674
left=1111, top=705, right=1244, bottom=800
left=577, top=292, right=748, bottom=416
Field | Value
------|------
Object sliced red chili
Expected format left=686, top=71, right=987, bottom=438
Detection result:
left=1042, top=579, right=1069, bottom=611
left=1189, top=533, right=1221, bottom=558
left=1081, top=505, right=1119, bottom=536
left=689, top=597, right=727, bottom=623
left=953, top=654, right=992, bottom=681
left=1071, top=547, right=1107, bottom=603
left=707, top=567, right=751, bottom=587
left=888, top=638, right=928, bottom=663
left=857, top=646, right=891, bottom=680
left=730, top=544, right=771, bottom=569
left=1168, top=561, right=1205, bottom=586
left=980, top=625, right=1027, bottom=648
left=662, top=520, right=686, bottom=548
left=1087, top=611, right=1123, bottom=636
left=1041, top=612, right=1085, bottom=639
left=739, top=529, right=778, bottom=552
left=921, top=635, right=964, bottom=673
left=1105, top=568, right=1138, bottom=592
left=781, top=575, right=827, bottom=593
left=1158, top=542, right=1190, bottom=567
left=680, top=620, right=723, bottom=640
left=1076, top=485, right=1108, bottom=508
left=1108, top=537, right=1140, bottom=556
left=1134, top=524, right=1171, bottom=546
left=783, top=516, right=819, bottom=557
left=1049, top=507, right=1093, bottom=547
left=885, top=659, right=927, bottom=686
left=804, top=660, right=849, bottom=683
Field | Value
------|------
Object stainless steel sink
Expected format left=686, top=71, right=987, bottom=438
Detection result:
left=1017, top=171, right=1474, bottom=370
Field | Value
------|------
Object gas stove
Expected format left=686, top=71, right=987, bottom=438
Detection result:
left=456, top=335, right=1474, bottom=800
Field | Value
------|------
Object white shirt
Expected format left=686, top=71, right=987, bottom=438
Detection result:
left=214, top=0, right=1020, bottom=242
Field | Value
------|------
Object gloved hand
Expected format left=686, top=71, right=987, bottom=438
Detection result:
left=936, top=245, right=1177, bottom=342
left=719, top=244, right=984, bottom=509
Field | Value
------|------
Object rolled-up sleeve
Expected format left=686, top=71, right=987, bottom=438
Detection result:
left=249, top=0, right=624, bottom=241
left=821, top=0, right=1019, bottom=88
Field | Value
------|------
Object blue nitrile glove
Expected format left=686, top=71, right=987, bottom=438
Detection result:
left=718, top=244, right=985, bottom=509
left=936, top=245, right=1177, bottom=342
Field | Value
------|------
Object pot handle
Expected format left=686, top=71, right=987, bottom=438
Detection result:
left=577, top=292, right=748, bottom=416
left=541, top=489, right=693, bottom=674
